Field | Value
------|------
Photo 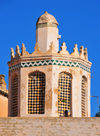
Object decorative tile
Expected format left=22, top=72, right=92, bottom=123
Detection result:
left=9, top=63, right=21, bottom=72
left=9, top=60, right=90, bottom=72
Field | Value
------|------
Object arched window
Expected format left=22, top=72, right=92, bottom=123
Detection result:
left=12, top=74, right=18, bottom=117
left=81, top=76, right=87, bottom=117
left=58, top=72, right=72, bottom=117
left=28, top=71, right=45, bottom=114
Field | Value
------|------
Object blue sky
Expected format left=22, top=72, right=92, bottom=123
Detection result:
left=0, top=0, right=100, bottom=117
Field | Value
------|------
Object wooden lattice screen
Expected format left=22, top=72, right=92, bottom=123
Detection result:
left=12, top=75, right=18, bottom=117
left=58, top=72, right=71, bottom=117
left=28, top=72, right=45, bottom=114
left=81, top=76, right=86, bottom=117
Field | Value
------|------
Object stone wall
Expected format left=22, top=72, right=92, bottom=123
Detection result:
left=0, top=117, right=100, bottom=136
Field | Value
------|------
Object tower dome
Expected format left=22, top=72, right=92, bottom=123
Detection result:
left=36, top=12, right=60, bottom=53
left=36, top=11, right=58, bottom=25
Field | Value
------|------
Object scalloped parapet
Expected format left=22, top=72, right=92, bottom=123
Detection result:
left=9, top=42, right=89, bottom=64
left=46, top=42, right=57, bottom=54
left=21, top=43, right=29, bottom=56
left=59, top=42, right=69, bottom=55
left=32, top=43, right=43, bottom=55
left=71, top=44, right=79, bottom=56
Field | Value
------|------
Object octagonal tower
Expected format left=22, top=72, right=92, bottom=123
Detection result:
left=8, top=12, right=92, bottom=117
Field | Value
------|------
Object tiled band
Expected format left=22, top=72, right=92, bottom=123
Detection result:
left=36, top=23, right=57, bottom=29
left=9, top=60, right=90, bottom=72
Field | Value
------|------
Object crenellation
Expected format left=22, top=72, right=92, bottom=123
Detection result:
left=21, top=43, right=29, bottom=56
left=46, top=42, right=57, bottom=54
left=84, top=48, right=88, bottom=60
left=59, top=42, right=69, bottom=55
left=9, top=42, right=90, bottom=62
left=79, top=46, right=85, bottom=59
left=71, top=44, right=79, bottom=56
left=11, top=48, right=15, bottom=60
left=32, top=43, right=43, bottom=55
left=15, top=45, right=20, bottom=58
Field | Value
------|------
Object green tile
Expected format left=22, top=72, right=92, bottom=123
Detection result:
left=44, top=63, right=47, bottom=65
left=46, top=60, right=49, bottom=63
left=27, top=62, right=30, bottom=65
left=60, top=61, right=63, bottom=63
left=39, top=64, right=42, bottom=66
left=29, top=64, right=32, bottom=67
left=76, top=65, right=79, bottom=67
left=48, top=63, right=52, bottom=65
left=36, top=61, right=40, bottom=64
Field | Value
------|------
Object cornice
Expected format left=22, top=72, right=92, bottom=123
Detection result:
left=8, top=54, right=92, bottom=67
left=8, top=55, right=91, bottom=73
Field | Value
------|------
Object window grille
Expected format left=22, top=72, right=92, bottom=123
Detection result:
left=81, top=76, right=86, bottom=117
left=12, top=75, right=18, bottom=117
left=28, top=72, right=45, bottom=114
left=58, top=72, right=71, bottom=117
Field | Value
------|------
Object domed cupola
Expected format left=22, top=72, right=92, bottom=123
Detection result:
left=36, top=11, right=58, bottom=26
left=36, top=12, right=61, bottom=53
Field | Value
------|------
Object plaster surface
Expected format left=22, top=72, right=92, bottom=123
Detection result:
left=0, top=95, right=8, bottom=117
left=36, top=27, right=60, bottom=53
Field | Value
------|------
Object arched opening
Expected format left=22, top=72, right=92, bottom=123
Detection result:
left=12, top=74, right=18, bottom=117
left=28, top=71, right=45, bottom=114
left=81, top=76, right=87, bottom=117
left=58, top=72, right=72, bottom=117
